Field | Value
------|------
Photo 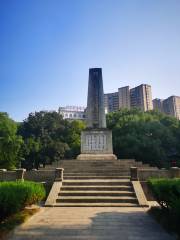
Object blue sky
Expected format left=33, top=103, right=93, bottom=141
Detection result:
left=0, top=0, right=180, bottom=121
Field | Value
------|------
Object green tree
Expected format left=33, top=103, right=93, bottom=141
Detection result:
left=107, top=109, right=180, bottom=168
left=64, top=120, right=86, bottom=158
left=20, top=137, right=41, bottom=170
left=0, top=112, right=23, bottom=169
left=18, top=111, right=86, bottom=168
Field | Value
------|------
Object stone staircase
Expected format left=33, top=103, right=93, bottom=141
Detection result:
left=51, top=159, right=155, bottom=207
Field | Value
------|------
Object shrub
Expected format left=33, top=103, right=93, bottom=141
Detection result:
left=148, top=178, right=180, bottom=210
left=148, top=178, right=180, bottom=236
left=0, top=181, right=46, bottom=221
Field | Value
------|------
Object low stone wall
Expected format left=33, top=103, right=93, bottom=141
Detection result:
left=0, top=171, right=16, bottom=181
left=0, top=169, right=55, bottom=183
left=138, top=169, right=171, bottom=181
left=0, top=168, right=64, bottom=183
left=24, top=170, right=55, bottom=182
left=130, top=167, right=180, bottom=181
left=140, top=181, right=155, bottom=201
left=1, top=167, right=180, bottom=183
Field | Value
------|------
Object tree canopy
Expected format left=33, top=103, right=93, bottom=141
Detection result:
left=0, top=113, right=23, bottom=169
left=18, top=111, right=85, bottom=169
left=107, top=109, right=180, bottom=168
left=0, top=109, right=180, bottom=170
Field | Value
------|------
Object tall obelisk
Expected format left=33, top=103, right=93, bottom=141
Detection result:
left=77, top=68, right=117, bottom=160
left=86, top=68, right=106, bottom=129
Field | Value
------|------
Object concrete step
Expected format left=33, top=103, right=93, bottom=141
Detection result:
left=59, top=162, right=134, bottom=165
left=59, top=159, right=136, bottom=163
left=47, top=159, right=156, bottom=170
left=63, top=172, right=130, bottom=175
left=62, top=168, right=131, bottom=170
left=59, top=160, right=135, bottom=163
left=60, top=163, right=136, bottom=165
left=46, top=158, right=153, bottom=207
left=59, top=191, right=135, bottom=197
left=53, top=202, right=139, bottom=207
left=63, top=171, right=131, bottom=174
left=62, top=179, right=131, bottom=186
left=61, top=163, right=150, bottom=166
left=61, top=185, right=133, bottom=191
left=60, top=162, right=134, bottom=165
left=63, top=176, right=130, bottom=180
left=56, top=196, right=138, bottom=203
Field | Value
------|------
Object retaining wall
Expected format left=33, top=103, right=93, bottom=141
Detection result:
left=0, top=170, right=55, bottom=183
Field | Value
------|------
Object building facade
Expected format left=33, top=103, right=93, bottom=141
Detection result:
left=153, top=96, right=180, bottom=120
left=130, top=84, right=153, bottom=111
left=58, top=106, right=86, bottom=120
left=162, top=96, right=180, bottom=120
left=104, top=92, right=119, bottom=113
left=118, top=86, right=131, bottom=109
left=153, top=98, right=164, bottom=112
left=104, top=84, right=153, bottom=113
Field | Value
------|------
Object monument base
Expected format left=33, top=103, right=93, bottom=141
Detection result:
left=77, top=153, right=117, bottom=160
left=77, top=129, right=117, bottom=160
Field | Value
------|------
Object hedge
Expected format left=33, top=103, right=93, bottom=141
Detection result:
left=148, top=178, right=180, bottom=236
left=0, top=181, right=46, bottom=221
left=148, top=178, right=180, bottom=210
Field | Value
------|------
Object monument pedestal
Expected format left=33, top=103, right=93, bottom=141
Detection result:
left=77, top=129, right=117, bottom=160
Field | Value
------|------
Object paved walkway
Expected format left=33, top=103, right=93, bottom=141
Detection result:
left=8, top=207, right=175, bottom=240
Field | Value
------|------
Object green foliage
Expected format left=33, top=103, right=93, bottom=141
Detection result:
left=18, top=111, right=85, bottom=168
left=148, top=178, right=180, bottom=236
left=0, top=113, right=23, bottom=169
left=107, top=109, right=180, bottom=168
left=0, top=181, right=45, bottom=221
left=148, top=178, right=180, bottom=210
left=64, top=120, right=86, bottom=157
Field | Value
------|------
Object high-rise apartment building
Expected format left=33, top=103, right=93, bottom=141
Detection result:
left=130, top=84, right=153, bottom=111
left=118, top=86, right=130, bottom=109
left=104, top=92, right=119, bottom=113
left=104, top=84, right=153, bottom=113
left=162, top=96, right=180, bottom=120
left=153, top=98, right=164, bottom=112
left=152, top=96, right=180, bottom=120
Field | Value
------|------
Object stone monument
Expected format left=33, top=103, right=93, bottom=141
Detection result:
left=77, top=68, right=117, bottom=160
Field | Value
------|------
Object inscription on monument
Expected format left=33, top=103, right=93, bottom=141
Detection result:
left=84, top=134, right=107, bottom=151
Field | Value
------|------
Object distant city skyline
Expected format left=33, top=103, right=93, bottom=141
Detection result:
left=0, top=0, right=180, bottom=121
left=59, top=82, right=180, bottom=120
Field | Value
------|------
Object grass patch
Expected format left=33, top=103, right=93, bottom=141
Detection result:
left=0, top=208, right=39, bottom=240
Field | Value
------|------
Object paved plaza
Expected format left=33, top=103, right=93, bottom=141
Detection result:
left=8, top=207, right=175, bottom=240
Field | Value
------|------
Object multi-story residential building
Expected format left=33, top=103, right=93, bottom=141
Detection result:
left=152, top=96, right=180, bottom=120
left=153, top=98, right=164, bottom=112
left=104, top=92, right=119, bottom=113
left=58, top=106, right=86, bottom=120
left=162, top=96, right=180, bottom=120
left=104, top=84, right=153, bottom=113
left=118, top=86, right=130, bottom=109
left=130, top=84, right=153, bottom=111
